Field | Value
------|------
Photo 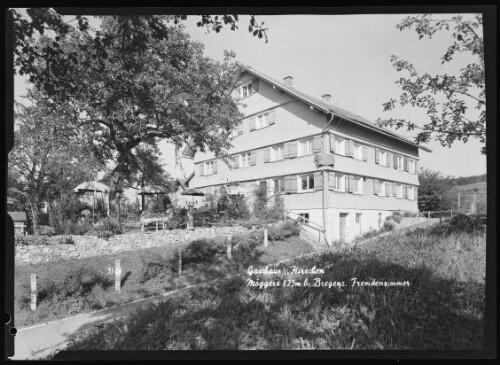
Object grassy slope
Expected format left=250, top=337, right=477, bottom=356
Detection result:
left=15, top=236, right=314, bottom=327
left=62, top=230, right=485, bottom=351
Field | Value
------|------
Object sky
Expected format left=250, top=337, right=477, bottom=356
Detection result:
left=13, top=12, right=487, bottom=180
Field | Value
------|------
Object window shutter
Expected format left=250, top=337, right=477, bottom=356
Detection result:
left=403, top=157, right=408, bottom=171
left=289, top=175, right=298, bottom=193
left=362, top=146, right=368, bottom=161
left=288, top=142, right=298, bottom=158
left=251, top=78, right=259, bottom=93
left=283, top=142, right=290, bottom=159
left=199, top=163, right=204, bottom=176
left=347, top=140, right=355, bottom=157
left=415, top=187, right=418, bottom=200
left=414, top=160, right=418, bottom=173
left=249, top=117, right=256, bottom=131
left=328, top=172, right=336, bottom=190
left=313, top=171, right=323, bottom=191
left=387, top=153, right=392, bottom=167
left=236, top=122, right=243, bottom=135
left=403, top=185, right=408, bottom=199
left=330, top=135, right=336, bottom=153
left=375, top=148, right=380, bottom=164
left=373, top=179, right=380, bottom=195
left=268, top=111, right=276, bottom=125
left=250, top=151, right=257, bottom=166
left=393, top=155, right=398, bottom=169
left=386, top=182, right=392, bottom=196
left=233, top=155, right=239, bottom=169
left=393, top=183, right=397, bottom=197
left=347, top=175, right=354, bottom=193
left=313, top=135, right=323, bottom=154
left=284, top=176, right=291, bottom=193
left=264, top=147, right=270, bottom=163
left=212, top=160, right=218, bottom=174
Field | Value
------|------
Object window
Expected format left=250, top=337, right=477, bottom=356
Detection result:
left=407, top=186, right=415, bottom=200
left=298, top=213, right=310, bottom=223
left=239, top=153, right=251, bottom=167
left=335, top=137, right=346, bottom=156
left=397, top=155, right=403, bottom=170
left=354, top=176, right=364, bottom=194
left=239, top=82, right=252, bottom=98
left=353, top=143, right=363, bottom=160
left=298, top=174, right=314, bottom=191
left=408, top=159, right=416, bottom=174
left=256, top=113, right=269, bottom=129
left=397, top=184, right=403, bottom=198
left=334, top=173, right=345, bottom=192
left=270, top=144, right=284, bottom=161
left=273, top=178, right=284, bottom=193
left=355, top=213, right=362, bottom=224
left=378, top=181, right=386, bottom=196
left=377, top=150, right=388, bottom=166
left=298, top=138, right=313, bottom=156
left=204, top=161, right=214, bottom=175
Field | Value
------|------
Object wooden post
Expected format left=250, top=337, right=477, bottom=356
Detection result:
left=30, top=273, right=37, bottom=311
left=263, top=228, right=268, bottom=247
left=156, top=221, right=158, bottom=232
left=227, top=235, right=232, bottom=260
left=115, top=259, right=121, bottom=292
left=141, top=222, right=145, bottom=233
left=427, top=211, right=430, bottom=218
left=178, top=247, right=182, bottom=275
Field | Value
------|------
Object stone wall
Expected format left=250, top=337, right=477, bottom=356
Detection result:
left=15, top=226, right=250, bottom=266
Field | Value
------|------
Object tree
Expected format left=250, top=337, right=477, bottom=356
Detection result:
left=24, top=16, right=244, bottom=200
left=377, top=14, right=486, bottom=154
left=10, top=9, right=268, bottom=100
left=8, top=93, right=104, bottom=234
left=417, top=169, right=457, bottom=212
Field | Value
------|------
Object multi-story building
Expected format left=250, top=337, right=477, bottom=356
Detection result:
left=188, top=63, right=431, bottom=245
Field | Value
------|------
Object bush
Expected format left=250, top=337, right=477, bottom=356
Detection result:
left=390, top=211, right=403, bottom=224
left=426, top=214, right=485, bottom=236
left=231, top=232, right=263, bottom=264
left=139, top=253, right=173, bottom=283
left=267, top=220, right=301, bottom=241
left=60, top=267, right=113, bottom=297
left=182, top=238, right=227, bottom=265
left=383, top=220, right=396, bottom=231
left=87, top=218, right=122, bottom=239
left=38, top=225, right=56, bottom=235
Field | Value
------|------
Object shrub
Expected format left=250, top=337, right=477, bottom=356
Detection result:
left=426, top=214, right=484, bottom=236
left=267, top=220, right=301, bottom=241
left=390, top=211, right=403, bottom=224
left=139, top=253, right=173, bottom=283
left=182, top=238, right=227, bottom=265
left=383, top=220, right=396, bottom=231
left=38, top=225, right=56, bottom=235
left=60, top=267, right=113, bottom=297
left=231, top=232, right=263, bottom=264
left=87, top=218, right=122, bottom=239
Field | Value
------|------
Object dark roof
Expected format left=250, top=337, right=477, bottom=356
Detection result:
left=8, top=211, right=27, bottom=222
left=235, top=62, right=432, bottom=153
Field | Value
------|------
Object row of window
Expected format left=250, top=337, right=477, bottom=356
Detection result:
left=199, top=173, right=417, bottom=200
left=375, top=148, right=417, bottom=173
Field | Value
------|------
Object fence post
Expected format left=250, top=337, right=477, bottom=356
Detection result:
left=439, top=211, right=442, bottom=224
left=427, top=211, right=430, bottom=218
left=115, top=259, right=121, bottom=292
left=177, top=247, right=182, bottom=275
left=263, top=228, right=268, bottom=247
left=30, top=273, right=37, bottom=311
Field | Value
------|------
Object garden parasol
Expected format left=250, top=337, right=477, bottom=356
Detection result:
left=138, top=184, right=169, bottom=211
left=73, top=181, right=110, bottom=221
left=181, top=188, right=205, bottom=229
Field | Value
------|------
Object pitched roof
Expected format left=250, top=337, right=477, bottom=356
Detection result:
left=8, top=211, right=27, bottom=222
left=234, top=62, right=432, bottom=153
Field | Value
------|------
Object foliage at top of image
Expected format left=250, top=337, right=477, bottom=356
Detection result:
left=377, top=14, right=486, bottom=154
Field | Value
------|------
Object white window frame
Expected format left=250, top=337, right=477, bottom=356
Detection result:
left=204, top=161, right=214, bottom=175
left=407, top=186, right=415, bottom=200
left=335, top=137, right=346, bottom=156
left=239, top=152, right=251, bottom=168
left=270, top=144, right=284, bottom=161
left=397, top=184, right=403, bottom=198
left=397, top=155, right=403, bottom=170
left=272, top=178, right=284, bottom=193
left=298, top=138, right=313, bottom=157
left=239, top=82, right=252, bottom=99
left=256, top=113, right=269, bottom=129
left=298, top=174, right=314, bottom=192
left=408, top=159, right=416, bottom=174
left=334, top=173, right=345, bottom=192
left=378, top=150, right=388, bottom=166
left=378, top=181, right=386, bottom=197
left=354, top=176, right=363, bottom=194
left=353, top=143, right=363, bottom=160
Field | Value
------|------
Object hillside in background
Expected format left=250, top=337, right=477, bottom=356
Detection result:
left=454, top=174, right=487, bottom=186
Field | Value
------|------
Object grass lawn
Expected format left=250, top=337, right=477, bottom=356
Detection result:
left=60, top=228, right=485, bottom=351
left=15, top=235, right=314, bottom=328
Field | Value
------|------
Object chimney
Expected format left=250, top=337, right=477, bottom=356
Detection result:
left=283, top=76, right=293, bottom=87
left=322, top=93, right=332, bottom=103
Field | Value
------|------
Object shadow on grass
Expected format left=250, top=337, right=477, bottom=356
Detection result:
left=60, top=253, right=485, bottom=353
